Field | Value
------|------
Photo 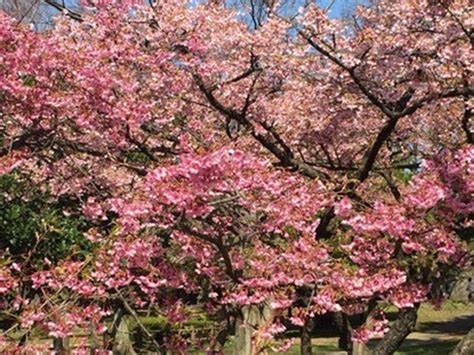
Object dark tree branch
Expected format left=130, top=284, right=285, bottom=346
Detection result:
left=300, top=31, right=395, bottom=118
left=300, top=25, right=473, bottom=183
left=179, top=219, right=239, bottom=282
left=358, top=117, right=399, bottom=182
left=195, top=22, right=472, bottom=245
left=117, top=292, right=164, bottom=353
left=372, top=304, right=420, bottom=355
left=124, top=125, right=159, bottom=162
left=358, top=86, right=473, bottom=182
left=315, top=207, right=335, bottom=239
left=0, top=128, right=53, bottom=157
left=396, top=85, right=474, bottom=119
left=209, top=54, right=262, bottom=92
left=249, top=0, right=260, bottom=30
left=193, top=73, right=325, bottom=179
left=43, top=0, right=83, bottom=22
left=379, top=171, right=401, bottom=201
left=57, top=140, right=148, bottom=176
left=215, top=236, right=239, bottom=283
left=462, top=93, right=473, bottom=144
left=437, top=0, right=474, bottom=46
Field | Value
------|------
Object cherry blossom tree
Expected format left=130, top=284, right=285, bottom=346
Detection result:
left=0, top=0, right=472, bottom=354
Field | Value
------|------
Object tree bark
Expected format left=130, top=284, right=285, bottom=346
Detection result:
left=372, top=304, right=419, bottom=355
left=332, top=312, right=353, bottom=352
left=301, top=318, right=313, bottom=355
left=233, top=303, right=273, bottom=355
left=451, top=327, right=474, bottom=355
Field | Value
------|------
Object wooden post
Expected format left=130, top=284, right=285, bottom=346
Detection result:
left=53, top=337, right=70, bottom=355
left=233, top=302, right=273, bottom=355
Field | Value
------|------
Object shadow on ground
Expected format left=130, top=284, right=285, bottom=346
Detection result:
left=417, top=314, right=474, bottom=335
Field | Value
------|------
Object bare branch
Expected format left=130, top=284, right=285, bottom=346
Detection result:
left=43, top=0, right=82, bottom=22
left=117, top=292, right=164, bottom=353
left=193, top=73, right=325, bottom=179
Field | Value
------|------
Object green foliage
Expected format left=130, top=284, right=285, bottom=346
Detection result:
left=0, top=173, right=92, bottom=265
left=125, top=150, right=150, bottom=164
left=393, top=168, right=416, bottom=184
left=20, top=74, right=37, bottom=87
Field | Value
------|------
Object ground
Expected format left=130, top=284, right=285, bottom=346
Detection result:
left=270, top=301, right=474, bottom=354
left=5, top=301, right=473, bottom=353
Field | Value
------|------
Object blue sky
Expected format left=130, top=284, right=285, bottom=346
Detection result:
left=320, top=0, right=360, bottom=18
left=47, top=0, right=364, bottom=22
left=280, top=0, right=363, bottom=18
left=187, top=0, right=364, bottom=19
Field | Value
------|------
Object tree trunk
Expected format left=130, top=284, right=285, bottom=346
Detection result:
left=233, top=303, right=273, bottom=355
left=134, top=327, right=144, bottom=352
left=213, top=322, right=230, bottom=353
left=300, top=318, right=313, bottom=355
left=451, top=327, right=474, bottom=355
left=372, top=304, right=419, bottom=355
left=332, top=312, right=353, bottom=352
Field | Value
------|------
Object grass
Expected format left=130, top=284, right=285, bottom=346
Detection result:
left=416, top=301, right=474, bottom=323
left=383, top=300, right=473, bottom=323
left=272, top=343, right=341, bottom=354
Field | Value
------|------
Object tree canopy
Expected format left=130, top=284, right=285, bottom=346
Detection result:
left=0, top=0, right=472, bottom=353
